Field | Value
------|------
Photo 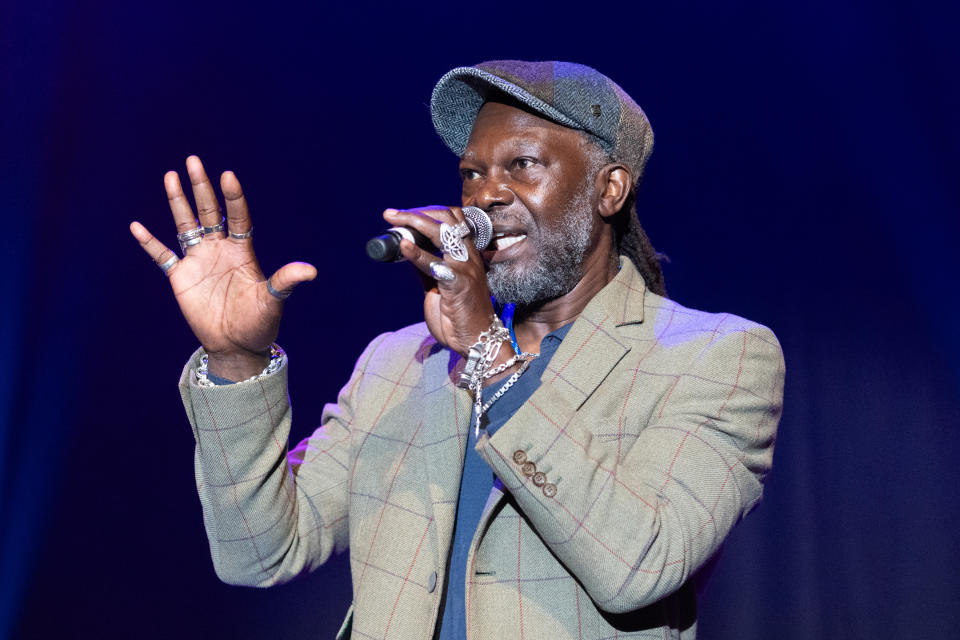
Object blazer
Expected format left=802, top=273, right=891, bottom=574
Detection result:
left=180, top=258, right=785, bottom=639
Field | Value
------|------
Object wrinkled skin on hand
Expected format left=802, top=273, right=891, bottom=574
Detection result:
left=130, top=156, right=316, bottom=380
left=382, top=206, right=496, bottom=357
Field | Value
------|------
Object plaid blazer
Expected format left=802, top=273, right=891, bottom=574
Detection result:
left=180, top=258, right=785, bottom=639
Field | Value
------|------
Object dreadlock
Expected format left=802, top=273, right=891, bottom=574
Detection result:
left=612, top=188, right=667, bottom=297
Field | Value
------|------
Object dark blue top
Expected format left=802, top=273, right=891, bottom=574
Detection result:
left=436, top=322, right=573, bottom=640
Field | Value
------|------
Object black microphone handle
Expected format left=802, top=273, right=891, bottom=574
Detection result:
left=365, top=227, right=433, bottom=263
left=365, top=207, right=493, bottom=263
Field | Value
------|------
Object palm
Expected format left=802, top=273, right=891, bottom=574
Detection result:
left=169, top=238, right=277, bottom=354
left=131, top=156, right=316, bottom=364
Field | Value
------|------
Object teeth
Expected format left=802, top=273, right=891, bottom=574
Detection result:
left=495, top=235, right=526, bottom=250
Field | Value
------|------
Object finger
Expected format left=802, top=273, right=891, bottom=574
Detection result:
left=266, top=261, right=318, bottom=299
left=185, top=155, right=223, bottom=228
left=130, top=221, right=180, bottom=273
left=164, top=170, right=200, bottom=233
left=384, top=206, right=457, bottom=247
left=221, top=170, right=252, bottom=238
left=399, top=238, right=462, bottom=288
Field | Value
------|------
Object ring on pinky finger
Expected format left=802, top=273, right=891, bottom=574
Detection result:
left=157, top=255, right=179, bottom=274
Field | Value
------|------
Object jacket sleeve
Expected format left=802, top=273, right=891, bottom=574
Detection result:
left=179, top=333, right=390, bottom=587
left=478, top=324, right=785, bottom=613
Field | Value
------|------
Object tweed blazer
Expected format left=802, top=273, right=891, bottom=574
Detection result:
left=179, top=259, right=785, bottom=639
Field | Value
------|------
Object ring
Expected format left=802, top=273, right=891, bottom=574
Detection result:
left=177, top=226, right=204, bottom=254
left=202, top=216, right=226, bottom=235
left=229, top=227, right=253, bottom=240
left=439, top=221, right=471, bottom=262
left=266, top=279, right=292, bottom=300
left=157, top=255, right=179, bottom=274
left=429, top=261, right=457, bottom=282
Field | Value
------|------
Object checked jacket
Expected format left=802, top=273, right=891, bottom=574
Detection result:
left=179, top=258, right=785, bottom=639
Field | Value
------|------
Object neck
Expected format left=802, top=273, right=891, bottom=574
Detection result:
left=512, top=248, right=618, bottom=353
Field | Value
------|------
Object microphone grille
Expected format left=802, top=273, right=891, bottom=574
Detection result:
left=462, top=206, right=493, bottom=250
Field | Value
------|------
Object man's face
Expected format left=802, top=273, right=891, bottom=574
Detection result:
left=460, top=101, right=604, bottom=306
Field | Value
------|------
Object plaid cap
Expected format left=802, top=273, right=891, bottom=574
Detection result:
left=430, top=60, right=654, bottom=184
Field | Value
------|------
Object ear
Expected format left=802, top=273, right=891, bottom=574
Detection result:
left=597, top=164, right=633, bottom=219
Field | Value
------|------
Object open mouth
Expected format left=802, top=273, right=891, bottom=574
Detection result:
left=493, top=232, right=527, bottom=251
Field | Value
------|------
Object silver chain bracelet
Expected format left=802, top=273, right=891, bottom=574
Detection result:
left=195, top=344, right=286, bottom=388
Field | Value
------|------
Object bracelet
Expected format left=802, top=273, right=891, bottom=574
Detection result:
left=456, top=315, right=511, bottom=390
left=195, top=344, right=286, bottom=388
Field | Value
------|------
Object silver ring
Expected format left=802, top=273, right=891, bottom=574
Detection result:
left=178, top=236, right=203, bottom=254
left=202, top=216, right=226, bottom=235
left=177, top=226, right=204, bottom=254
left=158, top=255, right=179, bottom=274
left=229, top=227, right=253, bottom=240
left=429, top=261, right=457, bottom=282
left=266, top=279, right=291, bottom=300
left=439, top=222, right=470, bottom=262
left=177, top=226, right=204, bottom=242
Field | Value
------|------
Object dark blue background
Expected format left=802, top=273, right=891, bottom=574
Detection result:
left=2, top=1, right=958, bottom=638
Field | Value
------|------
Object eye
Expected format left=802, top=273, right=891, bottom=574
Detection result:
left=459, top=167, right=481, bottom=181
left=513, top=157, right=536, bottom=170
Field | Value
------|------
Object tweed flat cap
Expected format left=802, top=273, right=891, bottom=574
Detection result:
left=431, top=60, right=654, bottom=183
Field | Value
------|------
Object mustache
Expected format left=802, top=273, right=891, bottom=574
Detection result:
left=487, top=210, right=533, bottom=232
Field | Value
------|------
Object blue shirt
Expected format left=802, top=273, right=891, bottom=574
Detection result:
left=436, top=322, right=573, bottom=640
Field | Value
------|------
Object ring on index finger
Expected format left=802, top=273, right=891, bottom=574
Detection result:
left=229, top=226, right=253, bottom=240
left=429, top=261, right=457, bottom=282
left=440, top=221, right=470, bottom=262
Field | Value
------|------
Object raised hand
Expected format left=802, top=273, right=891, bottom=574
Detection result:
left=130, top=156, right=316, bottom=380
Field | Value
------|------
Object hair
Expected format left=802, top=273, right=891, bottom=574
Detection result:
left=580, top=135, right=667, bottom=297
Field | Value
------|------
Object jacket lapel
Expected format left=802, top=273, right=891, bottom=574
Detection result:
left=421, top=260, right=648, bottom=563
left=474, top=258, right=647, bottom=526
left=538, top=258, right=647, bottom=409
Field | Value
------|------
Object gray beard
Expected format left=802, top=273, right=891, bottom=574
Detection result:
left=486, top=186, right=594, bottom=307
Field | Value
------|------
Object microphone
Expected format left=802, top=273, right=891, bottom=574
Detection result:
left=366, top=206, right=493, bottom=262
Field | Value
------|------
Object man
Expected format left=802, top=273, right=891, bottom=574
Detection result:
left=130, top=60, right=784, bottom=639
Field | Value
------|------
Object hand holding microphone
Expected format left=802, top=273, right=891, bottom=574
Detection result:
left=366, top=206, right=493, bottom=262
left=375, top=205, right=499, bottom=358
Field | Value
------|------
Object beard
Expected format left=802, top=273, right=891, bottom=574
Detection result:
left=486, top=183, right=594, bottom=307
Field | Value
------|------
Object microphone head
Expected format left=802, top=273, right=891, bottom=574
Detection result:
left=462, top=206, right=493, bottom=250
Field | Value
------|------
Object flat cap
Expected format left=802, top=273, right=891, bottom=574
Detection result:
left=430, top=60, right=654, bottom=183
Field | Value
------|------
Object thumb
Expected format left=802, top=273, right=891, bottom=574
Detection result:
left=267, top=261, right=318, bottom=299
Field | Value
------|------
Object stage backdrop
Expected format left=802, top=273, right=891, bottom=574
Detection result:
left=2, top=1, right=958, bottom=638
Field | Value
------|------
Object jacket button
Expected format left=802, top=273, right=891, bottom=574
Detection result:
left=512, top=450, right=527, bottom=465
left=532, top=471, right=546, bottom=487
left=521, top=461, right=536, bottom=477
left=428, top=571, right=438, bottom=593
left=543, top=483, right=558, bottom=498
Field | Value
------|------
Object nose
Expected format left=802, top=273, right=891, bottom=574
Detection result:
left=468, top=174, right=514, bottom=212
